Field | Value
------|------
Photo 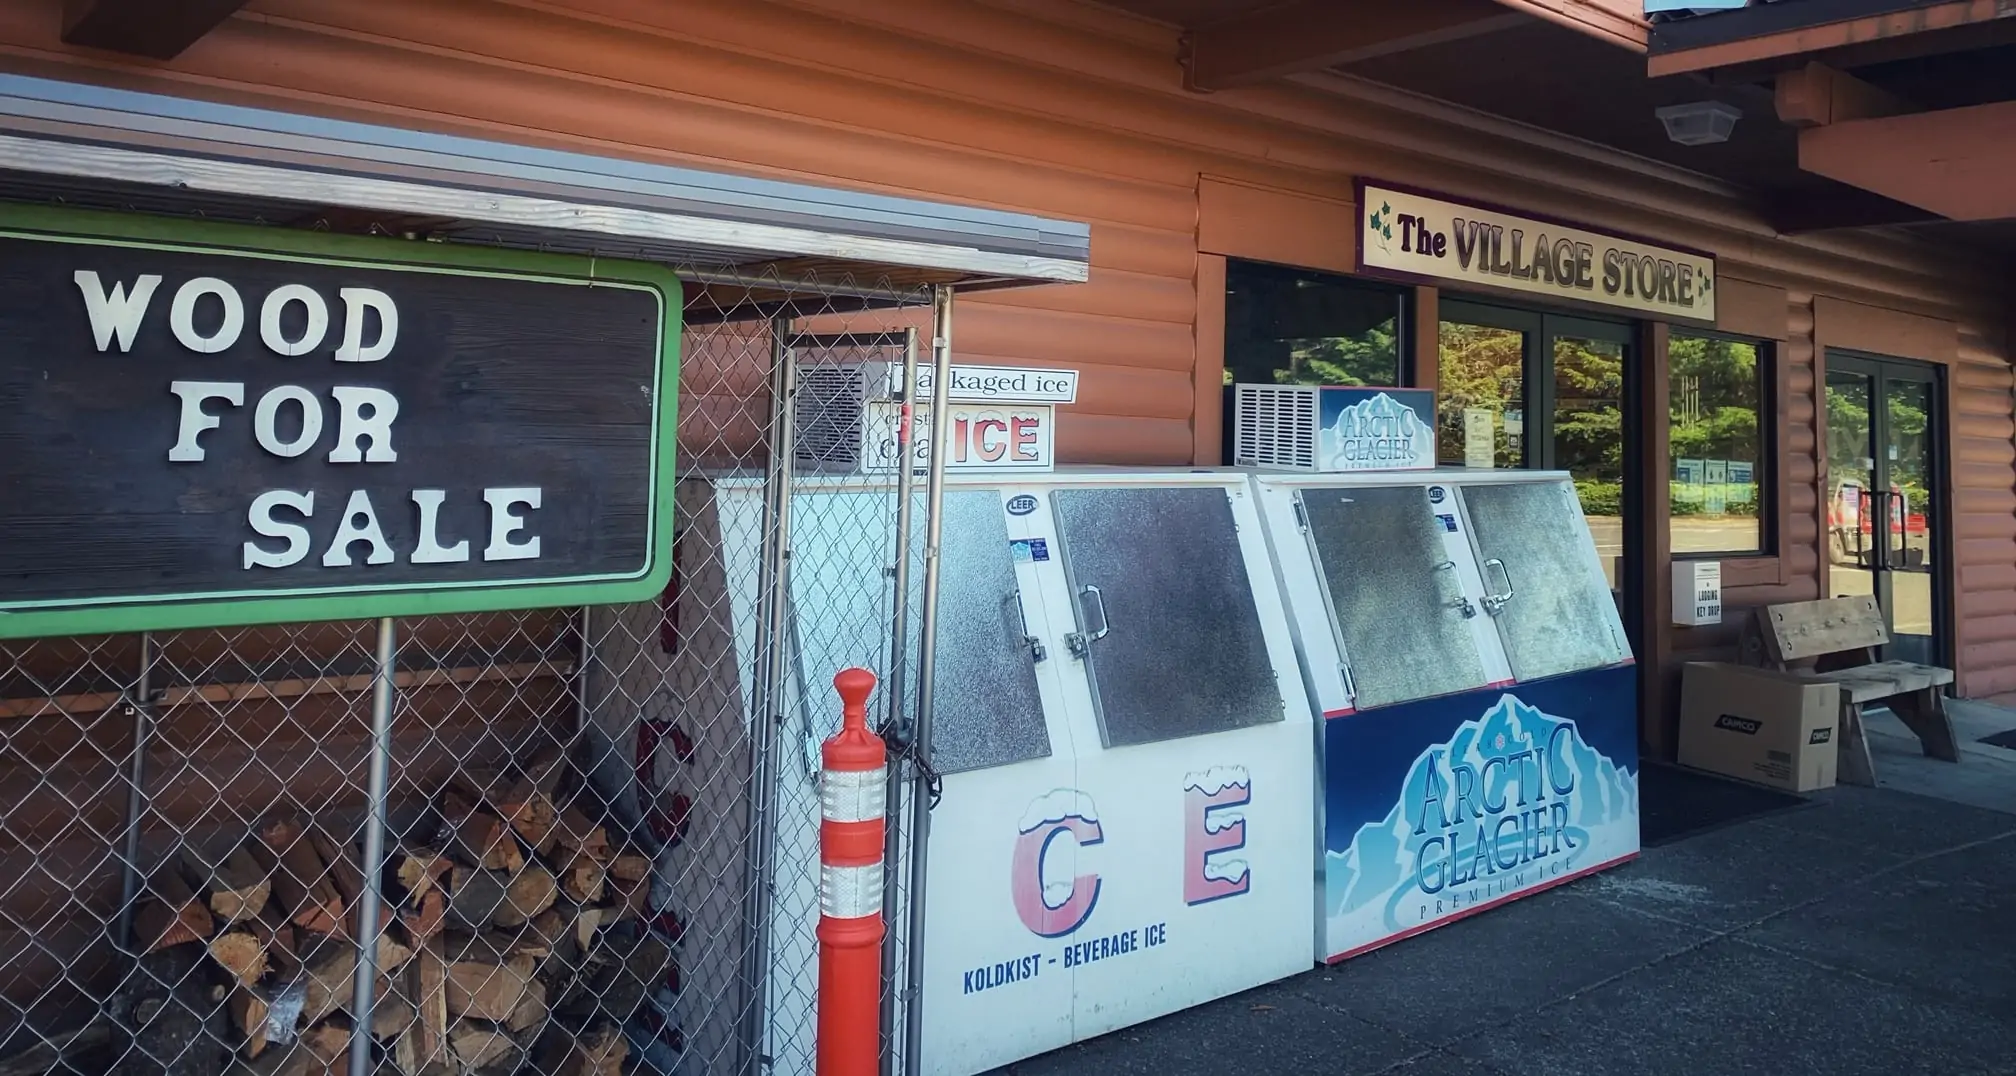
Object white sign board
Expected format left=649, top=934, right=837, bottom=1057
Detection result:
left=906, top=363, right=1079, bottom=404
left=862, top=401, right=1055, bottom=473
left=1672, top=559, right=1722, bottom=627
left=1462, top=408, right=1496, bottom=469
left=1360, top=182, right=1716, bottom=322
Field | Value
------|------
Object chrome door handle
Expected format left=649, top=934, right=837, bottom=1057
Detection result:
left=1481, top=557, right=1515, bottom=614
left=1433, top=560, right=1477, bottom=618
left=1003, top=591, right=1046, bottom=663
left=1080, top=584, right=1111, bottom=642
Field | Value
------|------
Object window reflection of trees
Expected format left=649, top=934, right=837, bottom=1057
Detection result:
left=1670, top=335, right=1765, bottom=554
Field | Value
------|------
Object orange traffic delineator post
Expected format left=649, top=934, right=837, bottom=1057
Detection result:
left=817, top=667, right=887, bottom=1076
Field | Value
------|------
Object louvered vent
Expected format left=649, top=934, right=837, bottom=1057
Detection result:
left=1233, top=384, right=1320, bottom=470
left=794, top=364, right=870, bottom=471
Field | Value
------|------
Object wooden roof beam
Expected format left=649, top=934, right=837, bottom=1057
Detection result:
left=1799, top=99, right=2016, bottom=220
left=1648, top=0, right=2016, bottom=77
left=1180, top=0, right=1525, bottom=92
left=1774, top=62, right=1914, bottom=127
left=62, top=0, right=248, bottom=60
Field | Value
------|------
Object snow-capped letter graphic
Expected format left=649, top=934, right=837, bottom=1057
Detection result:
left=1184, top=767, right=1252, bottom=906
left=1011, top=789, right=1104, bottom=938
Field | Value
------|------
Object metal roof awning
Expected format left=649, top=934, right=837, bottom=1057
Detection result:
left=0, top=73, right=1091, bottom=306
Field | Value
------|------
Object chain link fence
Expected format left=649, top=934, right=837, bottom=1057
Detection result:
left=0, top=267, right=938, bottom=1076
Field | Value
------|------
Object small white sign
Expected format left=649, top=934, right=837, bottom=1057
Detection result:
left=905, top=363, right=1079, bottom=404
left=1462, top=408, right=1495, bottom=469
left=862, top=401, right=1055, bottom=473
left=1672, top=559, right=1722, bottom=627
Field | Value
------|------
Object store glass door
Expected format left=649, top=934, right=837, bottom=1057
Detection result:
left=1437, top=302, right=1636, bottom=613
left=1825, top=352, right=1947, bottom=666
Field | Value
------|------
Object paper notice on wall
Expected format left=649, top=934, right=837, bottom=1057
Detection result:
left=1462, top=408, right=1495, bottom=469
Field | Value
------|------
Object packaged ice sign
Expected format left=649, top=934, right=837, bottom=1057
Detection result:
left=0, top=206, right=680, bottom=638
left=1322, top=670, right=1640, bottom=960
left=908, top=363, right=1079, bottom=404
left=1232, top=384, right=1436, bottom=472
left=862, top=400, right=1055, bottom=474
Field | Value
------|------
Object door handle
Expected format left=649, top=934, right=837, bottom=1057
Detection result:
left=1003, top=591, right=1046, bottom=664
left=1065, top=583, right=1111, bottom=659
left=1433, top=560, right=1477, bottom=618
left=1481, top=558, right=1515, bottom=614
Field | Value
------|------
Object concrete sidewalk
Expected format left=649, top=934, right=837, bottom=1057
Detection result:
left=998, top=780, right=2016, bottom=1076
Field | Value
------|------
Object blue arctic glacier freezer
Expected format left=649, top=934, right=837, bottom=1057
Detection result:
left=1248, top=469, right=1640, bottom=962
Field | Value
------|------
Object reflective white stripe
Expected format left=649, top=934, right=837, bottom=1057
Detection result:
left=820, top=765, right=888, bottom=823
left=820, top=863, right=884, bottom=919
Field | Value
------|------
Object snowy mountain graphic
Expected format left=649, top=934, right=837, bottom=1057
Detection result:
left=1326, top=694, right=1637, bottom=945
left=1321, top=391, right=1432, bottom=470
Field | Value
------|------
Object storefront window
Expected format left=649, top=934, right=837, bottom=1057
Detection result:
left=1669, top=333, right=1768, bottom=556
left=1222, top=261, right=1407, bottom=463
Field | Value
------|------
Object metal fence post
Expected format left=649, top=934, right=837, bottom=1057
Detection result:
left=877, top=326, right=920, bottom=1073
left=348, top=616, right=398, bottom=1076
left=900, top=285, right=956, bottom=1076
left=114, top=632, right=155, bottom=956
left=740, top=316, right=799, bottom=1075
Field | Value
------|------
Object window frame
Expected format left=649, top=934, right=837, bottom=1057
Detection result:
left=1666, top=328, right=1779, bottom=564
left=1221, top=258, right=1411, bottom=389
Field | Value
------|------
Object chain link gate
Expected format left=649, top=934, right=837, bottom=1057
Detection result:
left=0, top=268, right=947, bottom=1076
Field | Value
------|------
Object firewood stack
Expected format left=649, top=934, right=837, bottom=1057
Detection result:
left=126, top=746, right=672, bottom=1076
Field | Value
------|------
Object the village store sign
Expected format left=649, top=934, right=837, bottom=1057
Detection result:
left=0, top=206, right=680, bottom=638
left=1358, top=182, right=1716, bottom=322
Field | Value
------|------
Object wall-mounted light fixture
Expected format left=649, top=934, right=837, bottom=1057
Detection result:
left=1656, top=101, right=1743, bottom=145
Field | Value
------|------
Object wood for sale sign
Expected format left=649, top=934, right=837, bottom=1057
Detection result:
left=0, top=206, right=681, bottom=637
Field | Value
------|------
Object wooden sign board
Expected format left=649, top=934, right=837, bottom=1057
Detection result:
left=0, top=206, right=681, bottom=638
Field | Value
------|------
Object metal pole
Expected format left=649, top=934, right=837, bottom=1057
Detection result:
left=115, top=632, right=155, bottom=954
left=349, top=617, right=398, bottom=1076
left=740, top=317, right=798, bottom=1076
left=876, top=327, right=920, bottom=1073
left=900, top=286, right=956, bottom=1076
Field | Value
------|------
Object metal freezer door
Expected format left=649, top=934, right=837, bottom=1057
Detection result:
left=1454, top=478, right=1632, bottom=681
left=1048, top=486, right=1284, bottom=748
left=1293, top=484, right=1503, bottom=710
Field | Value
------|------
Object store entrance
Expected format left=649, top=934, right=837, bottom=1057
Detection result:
left=1825, top=352, right=1949, bottom=667
left=1435, top=300, right=1639, bottom=622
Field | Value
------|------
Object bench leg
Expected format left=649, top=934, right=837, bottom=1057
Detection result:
left=1838, top=701, right=1878, bottom=787
left=1892, top=687, right=1961, bottom=763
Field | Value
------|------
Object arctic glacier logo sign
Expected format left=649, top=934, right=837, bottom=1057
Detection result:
left=1326, top=693, right=1638, bottom=955
left=1317, top=388, right=1436, bottom=472
left=1012, top=789, right=1103, bottom=938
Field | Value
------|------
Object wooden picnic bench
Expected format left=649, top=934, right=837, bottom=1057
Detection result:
left=1741, top=595, right=1958, bottom=787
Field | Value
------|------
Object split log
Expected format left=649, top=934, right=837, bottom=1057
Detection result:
left=502, top=979, right=548, bottom=1034
left=498, top=747, right=567, bottom=850
left=411, top=937, right=449, bottom=1073
left=310, top=829, right=396, bottom=937
left=367, top=974, right=418, bottom=1040
left=225, top=1042, right=312, bottom=1076
left=251, top=909, right=299, bottom=978
left=534, top=1023, right=626, bottom=1076
left=134, top=861, right=215, bottom=953
left=496, top=867, right=558, bottom=930
left=556, top=852, right=605, bottom=906
left=443, top=936, right=539, bottom=1022
left=207, top=931, right=268, bottom=988
left=300, top=1025, right=348, bottom=1071
left=396, top=849, right=453, bottom=904
left=260, top=817, right=343, bottom=937
left=447, top=1024, right=515, bottom=1073
left=442, top=808, right=523, bottom=874
left=227, top=990, right=271, bottom=1059
left=184, top=842, right=273, bottom=925
left=606, top=855, right=650, bottom=887
left=298, top=941, right=356, bottom=1027
left=401, top=888, right=446, bottom=942
left=547, top=808, right=610, bottom=863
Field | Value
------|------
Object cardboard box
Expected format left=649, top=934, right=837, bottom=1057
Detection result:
left=1678, top=662, right=1842, bottom=792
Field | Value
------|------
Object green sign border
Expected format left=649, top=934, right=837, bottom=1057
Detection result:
left=0, top=204, right=682, bottom=640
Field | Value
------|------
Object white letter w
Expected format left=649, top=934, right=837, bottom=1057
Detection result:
left=73, top=270, right=162, bottom=353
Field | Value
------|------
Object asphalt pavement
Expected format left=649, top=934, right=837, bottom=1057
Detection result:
left=993, top=775, right=2016, bottom=1076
